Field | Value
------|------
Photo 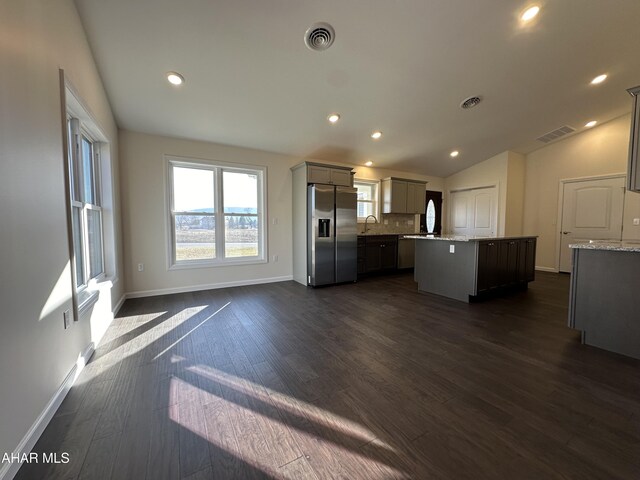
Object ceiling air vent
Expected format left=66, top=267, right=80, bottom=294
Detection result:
left=536, top=125, right=576, bottom=143
left=304, top=23, right=335, bottom=51
left=460, top=96, right=482, bottom=109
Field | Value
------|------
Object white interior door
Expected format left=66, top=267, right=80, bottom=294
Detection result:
left=559, top=176, right=625, bottom=272
left=449, top=186, right=497, bottom=237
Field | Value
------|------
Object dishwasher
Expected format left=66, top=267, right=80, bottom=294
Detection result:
left=397, top=237, right=415, bottom=269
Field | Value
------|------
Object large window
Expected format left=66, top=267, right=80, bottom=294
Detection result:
left=168, top=157, right=266, bottom=267
left=67, top=118, right=104, bottom=289
left=354, top=180, right=379, bottom=220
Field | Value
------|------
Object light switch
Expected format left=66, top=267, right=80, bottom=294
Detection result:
left=634, top=218, right=640, bottom=226
left=449, top=245, right=455, bottom=254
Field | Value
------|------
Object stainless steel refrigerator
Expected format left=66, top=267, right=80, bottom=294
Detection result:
left=307, top=184, right=357, bottom=286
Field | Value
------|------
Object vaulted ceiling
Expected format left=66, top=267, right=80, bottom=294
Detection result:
left=74, top=0, right=640, bottom=177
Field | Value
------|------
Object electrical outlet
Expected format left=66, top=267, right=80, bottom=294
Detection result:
left=384, top=219, right=389, bottom=225
left=634, top=218, right=640, bottom=226
left=272, top=254, right=278, bottom=262
left=449, top=245, right=455, bottom=254
left=63, top=310, right=71, bottom=329
left=408, top=220, right=414, bottom=225
left=272, top=217, right=278, bottom=225
left=137, top=263, right=144, bottom=272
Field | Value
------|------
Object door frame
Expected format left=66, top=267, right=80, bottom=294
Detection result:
left=555, top=173, right=626, bottom=272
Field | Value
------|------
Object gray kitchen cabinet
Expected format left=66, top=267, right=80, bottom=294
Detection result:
left=307, top=164, right=352, bottom=186
left=397, top=237, right=415, bottom=269
left=477, top=238, right=536, bottom=293
left=381, top=177, right=427, bottom=214
left=382, top=178, right=408, bottom=213
left=414, top=236, right=536, bottom=302
left=518, top=237, right=536, bottom=282
left=357, top=236, right=366, bottom=274
left=569, top=246, right=640, bottom=359
left=406, top=182, right=426, bottom=214
left=626, top=85, right=640, bottom=192
left=365, top=235, right=398, bottom=272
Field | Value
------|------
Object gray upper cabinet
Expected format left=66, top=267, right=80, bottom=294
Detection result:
left=382, top=177, right=426, bottom=214
left=627, top=85, right=640, bottom=192
left=406, top=182, right=426, bottom=214
left=307, top=164, right=352, bottom=186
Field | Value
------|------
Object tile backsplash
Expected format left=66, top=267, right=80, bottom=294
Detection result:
left=358, top=214, right=420, bottom=234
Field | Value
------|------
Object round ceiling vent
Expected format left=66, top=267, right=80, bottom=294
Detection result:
left=460, top=96, right=482, bottom=109
left=304, top=23, right=335, bottom=51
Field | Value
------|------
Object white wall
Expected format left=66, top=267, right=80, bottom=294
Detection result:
left=0, top=0, right=122, bottom=468
left=120, top=130, right=296, bottom=295
left=523, top=114, right=640, bottom=270
left=505, top=152, right=526, bottom=237
left=119, top=130, right=444, bottom=295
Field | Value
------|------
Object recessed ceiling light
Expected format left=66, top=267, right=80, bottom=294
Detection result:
left=364, top=161, right=373, bottom=167
left=591, top=74, right=607, bottom=85
left=521, top=5, right=540, bottom=22
left=167, top=72, right=184, bottom=86
left=327, top=113, right=340, bottom=124
left=585, top=120, right=597, bottom=128
left=450, top=150, right=459, bottom=158
left=371, top=131, right=382, bottom=140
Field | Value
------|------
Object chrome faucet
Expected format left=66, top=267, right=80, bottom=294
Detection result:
left=364, top=214, right=378, bottom=233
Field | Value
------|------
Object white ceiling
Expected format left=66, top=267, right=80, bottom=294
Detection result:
left=74, top=0, right=640, bottom=177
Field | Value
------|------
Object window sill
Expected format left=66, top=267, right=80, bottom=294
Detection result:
left=77, top=289, right=100, bottom=315
left=76, top=275, right=116, bottom=315
left=169, top=257, right=268, bottom=271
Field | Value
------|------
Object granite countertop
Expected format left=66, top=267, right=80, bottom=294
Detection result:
left=569, top=240, right=640, bottom=252
left=403, top=234, right=537, bottom=242
left=358, top=232, right=421, bottom=237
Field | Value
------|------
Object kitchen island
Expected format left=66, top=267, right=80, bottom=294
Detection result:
left=406, top=235, right=537, bottom=302
left=568, top=241, right=640, bottom=360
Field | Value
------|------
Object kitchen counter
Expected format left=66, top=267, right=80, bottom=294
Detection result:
left=358, top=232, right=420, bottom=237
left=568, top=243, right=640, bottom=360
left=404, top=234, right=538, bottom=242
left=569, top=240, right=640, bottom=252
left=413, top=235, right=537, bottom=302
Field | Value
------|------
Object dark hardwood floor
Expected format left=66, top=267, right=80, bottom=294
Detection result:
left=16, top=272, right=640, bottom=479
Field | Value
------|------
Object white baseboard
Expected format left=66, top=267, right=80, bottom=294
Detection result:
left=535, top=266, right=559, bottom=273
left=0, top=343, right=95, bottom=480
left=113, top=294, right=126, bottom=316
left=125, top=275, right=294, bottom=299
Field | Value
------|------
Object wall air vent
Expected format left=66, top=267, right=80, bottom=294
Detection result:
left=536, top=125, right=576, bottom=143
left=304, top=23, right=335, bottom=51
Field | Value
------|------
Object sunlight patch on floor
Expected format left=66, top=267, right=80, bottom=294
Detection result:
left=168, top=372, right=405, bottom=479
left=153, top=302, right=231, bottom=360
left=188, top=364, right=396, bottom=453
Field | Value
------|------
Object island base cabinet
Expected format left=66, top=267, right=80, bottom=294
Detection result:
left=477, top=241, right=499, bottom=293
left=476, top=238, right=536, bottom=297
left=411, top=236, right=537, bottom=303
left=569, top=248, right=640, bottom=360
